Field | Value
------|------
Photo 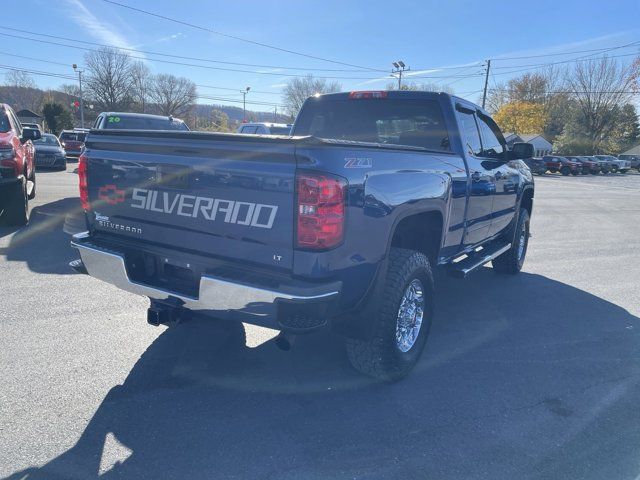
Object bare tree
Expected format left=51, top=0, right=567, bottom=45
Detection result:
left=565, top=56, right=636, bottom=151
left=148, top=74, right=197, bottom=116
left=4, top=70, right=36, bottom=89
left=130, top=61, right=151, bottom=113
left=84, top=47, right=134, bottom=110
left=282, top=75, right=341, bottom=117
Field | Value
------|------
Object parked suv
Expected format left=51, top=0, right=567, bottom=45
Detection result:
left=542, top=155, right=580, bottom=176
left=0, top=104, right=41, bottom=225
left=59, top=129, right=88, bottom=159
left=565, top=156, right=599, bottom=175
left=523, top=157, right=547, bottom=175
left=92, top=112, right=190, bottom=131
left=595, top=155, right=629, bottom=173
left=617, top=154, right=639, bottom=172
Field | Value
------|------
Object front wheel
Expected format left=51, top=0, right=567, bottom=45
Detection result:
left=1, top=177, right=29, bottom=226
left=561, top=166, right=571, bottom=176
left=345, top=248, right=434, bottom=381
left=492, top=208, right=530, bottom=274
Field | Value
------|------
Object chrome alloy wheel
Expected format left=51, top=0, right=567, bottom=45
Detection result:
left=395, top=279, right=425, bottom=353
left=517, top=220, right=528, bottom=262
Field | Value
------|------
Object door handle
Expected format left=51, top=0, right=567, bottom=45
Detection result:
left=471, top=171, right=481, bottom=182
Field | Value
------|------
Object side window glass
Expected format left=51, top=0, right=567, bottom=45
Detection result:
left=476, top=115, right=505, bottom=160
left=457, top=111, right=482, bottom=157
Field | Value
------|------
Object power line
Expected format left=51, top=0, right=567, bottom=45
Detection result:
left=493, top=40, right=640, bottom=60
left=101, top=0, right=386, bottom=73
left=0, top=25, right=376, bottom=73
left=0, top=65, right=75, bottom=80
left=0, top=32, right=480, bottom=81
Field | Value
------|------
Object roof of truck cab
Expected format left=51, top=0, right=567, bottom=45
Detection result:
left=100, top=112, right=185, bottom=122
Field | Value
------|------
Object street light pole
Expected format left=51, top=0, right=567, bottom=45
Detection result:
left=73, top=64, right=84, bottom=128
left=392, top=61, right=408, bottom=90
left=241, top=86, right=251, bottom=122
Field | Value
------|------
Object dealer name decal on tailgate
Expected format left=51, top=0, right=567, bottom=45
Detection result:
left=130, top=188, right=278, bottom=229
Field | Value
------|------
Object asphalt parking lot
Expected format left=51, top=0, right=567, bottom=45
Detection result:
left=1, top=166, right=639, bottom=480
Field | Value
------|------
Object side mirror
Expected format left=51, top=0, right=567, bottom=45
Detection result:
left=21, top=127, right=42, bottom=143
left=512, top=142, right=534, bottom=160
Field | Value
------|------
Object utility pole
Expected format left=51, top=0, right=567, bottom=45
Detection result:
left=482, top=59, right=491, bottom=110
left=392, top=61, right=408, bottom=89
left=73, top=64, right=84, bottom=128
left=274, top=106, right=277, bottom=123
left=241, top=86, right=251, bottom=122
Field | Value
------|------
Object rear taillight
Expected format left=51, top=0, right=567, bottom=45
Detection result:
left=78, top=153, right=90, bottom=211
left=296, top=172, right=346, bottom=250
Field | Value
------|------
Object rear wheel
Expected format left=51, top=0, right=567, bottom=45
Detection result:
left=492, top=208, right=530, bottom=275
left=571, top=169, right=579, bottom=176
left=582, top=167, right=590, bottom=175
left=1, top=177, right=29, bottom=226
left=561, top=166, right=571, bottom=176
left=345, top=248, right=434, bottom=381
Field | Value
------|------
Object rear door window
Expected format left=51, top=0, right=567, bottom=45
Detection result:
left=294, top=98, right=450, bottom=151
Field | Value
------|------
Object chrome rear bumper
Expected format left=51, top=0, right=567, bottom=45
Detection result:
left=70, top=233, right=340, bottom=330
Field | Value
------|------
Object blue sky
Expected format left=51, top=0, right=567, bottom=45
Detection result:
left=2, top=0, right=640, bottom=113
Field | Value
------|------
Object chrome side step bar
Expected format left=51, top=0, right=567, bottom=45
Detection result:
left=447, top=242, right=511, bottom=279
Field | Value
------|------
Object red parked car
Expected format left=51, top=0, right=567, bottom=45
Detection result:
left=58, top=129, right=88, bottom=159
left=0, top=103, right=41, bottom=225
left=542, top=155, right=581, bottom=176
left=565, top=155, right=600, bottom=175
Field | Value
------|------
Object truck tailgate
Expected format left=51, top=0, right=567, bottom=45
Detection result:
left=84, top=131, right=296, bottom=270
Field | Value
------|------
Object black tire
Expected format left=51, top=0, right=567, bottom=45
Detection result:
left=492, top=208, right=530, bottom=274
left=561, top=166, right=571, bottom=176
left=611, top=165, right=618, bottom=173
left=571, top=170, right=579, bottom=176
left=582, top=167, right=590, bottom=175
left=27, top=167, right=36, bottom=200
left=1, top=177, right=29, bottom=226
left=345, top=248, right=434, bottom=381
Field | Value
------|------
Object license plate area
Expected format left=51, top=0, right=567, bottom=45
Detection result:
left=126, top=251, right=200, bottom=297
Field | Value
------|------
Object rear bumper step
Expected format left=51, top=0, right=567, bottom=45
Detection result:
left=70, top=233, right=340, bottom=332
left=447, top=242, right=511, bottom=279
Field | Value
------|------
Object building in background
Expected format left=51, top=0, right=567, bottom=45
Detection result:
left=16, top=109, right=43, bottom=128
left=504, top=133, right=553, bottom=157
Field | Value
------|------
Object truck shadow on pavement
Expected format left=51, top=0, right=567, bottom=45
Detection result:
left=4, top=269, right=640, bottom=480
left=0, top=198, right=81, bottom=274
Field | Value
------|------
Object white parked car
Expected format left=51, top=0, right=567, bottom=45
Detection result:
left=236, top=122, right=292, bottom=135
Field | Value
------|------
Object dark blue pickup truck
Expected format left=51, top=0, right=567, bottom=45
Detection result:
left=70, top=91, right=535, bottom=380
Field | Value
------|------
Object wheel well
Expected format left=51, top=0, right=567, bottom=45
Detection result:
left=521, top=188, right=534, bottom=216
left=390, top=211, right=443, bottom=264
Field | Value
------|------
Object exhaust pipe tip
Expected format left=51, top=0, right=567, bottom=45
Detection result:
left=274, top=332, right=295, bottom=351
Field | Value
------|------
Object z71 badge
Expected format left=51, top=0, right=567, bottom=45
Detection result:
left=344, top=157, right=372, bottom=168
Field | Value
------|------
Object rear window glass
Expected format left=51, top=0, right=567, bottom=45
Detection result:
left=34, top=134, right=60, bottom=146
left=102, top=115, right=189, bottom=131
left=293, top=98, right=450, bottom=151
left=59, top=132, right=87, bottom=142
left=269, top=126, right=291, bottom=135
